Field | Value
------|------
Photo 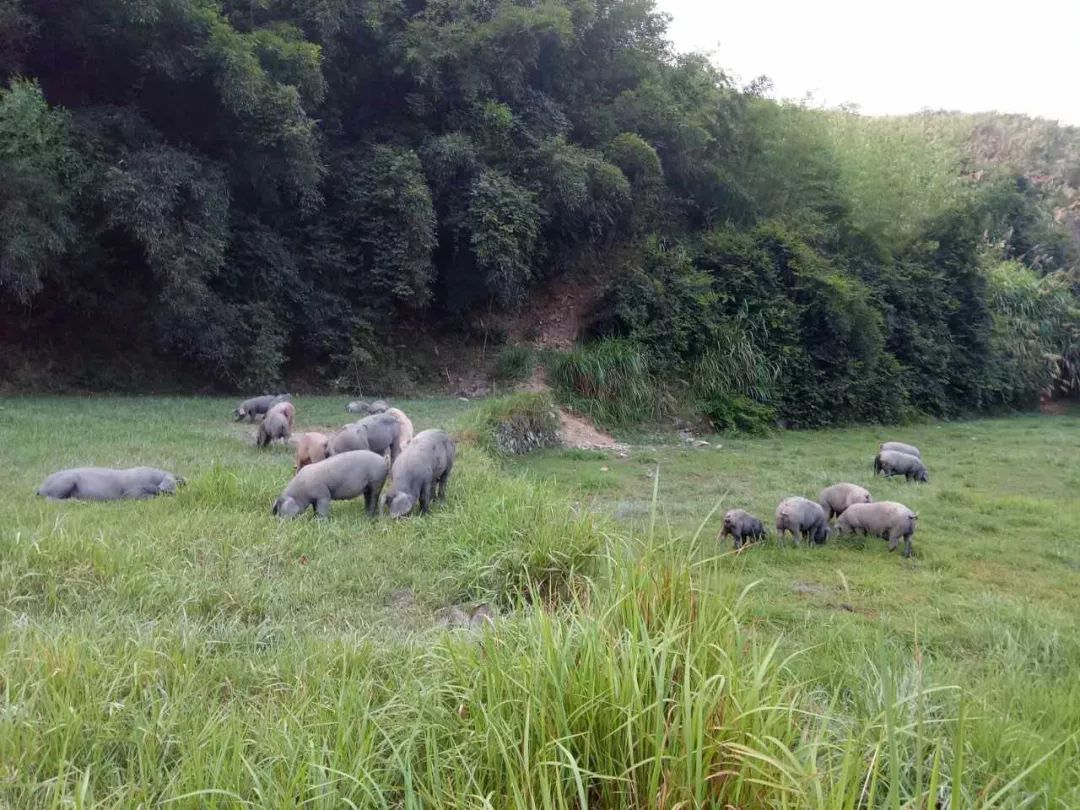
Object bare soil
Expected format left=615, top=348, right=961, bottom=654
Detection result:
left=558, top=409, right=623, bottom=450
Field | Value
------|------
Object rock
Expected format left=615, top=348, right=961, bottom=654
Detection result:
left=389, top=587, right=416, bottom=609
left=437, top=602, right=496, bottom=630
left=468, top=603, right=495, bottom=629
left=692, top=439, right=710, bottom=448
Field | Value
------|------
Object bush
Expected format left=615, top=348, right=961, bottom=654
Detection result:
left=697, top=393, right=775, bottom=434
left=690, top=317, right=779, bottom=432
left=467, top=170, right=543, bottom=307
left=548, top=339, right=666, bottom=428
left=985, top=259, right=1080, bottom=403
left=461, top=392, right=561, bottom=455
left=598, top=237, right=719, bottom=369
left=492, top=344, right=535, bottom=381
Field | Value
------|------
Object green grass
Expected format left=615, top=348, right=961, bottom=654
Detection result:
left=0, top=397, right=1078, bottom=806
left=547, top=339, right=665, bottom=428
left=492, top=344, right=536, bottom=382
left=509, top=412, right=1080, bottom=804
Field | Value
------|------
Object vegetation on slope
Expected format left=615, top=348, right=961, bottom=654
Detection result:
left=1, top=0, right=1078, bottom=426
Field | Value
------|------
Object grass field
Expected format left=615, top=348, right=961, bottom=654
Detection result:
left=0, top=397, right=1078, bottom=807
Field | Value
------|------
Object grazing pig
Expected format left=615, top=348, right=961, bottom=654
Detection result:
left=272, top=450, right=388, bottom=518
left=835, top=501, right=918, bottom=558
left=233, top=394, right=289, bottom=422
left=268, top=400, right=295, bottom=429
left=879, top=441, right=921, bottom=459
left=819, top=483, right=872, bottom=520
left=345, top=399, right=390, bottom=415
left=328, top=425, right=368, bottom=456
left=775, top=497, right=830, bottom=545
left=719, top=508, right=766, bottom=549
left=294, top=432, right=330, bottom=473
left=37, top=467, right=182, bottom=501
left=256, top=408, right=291, bottom=447
left=384, top=429, right=456, bottom=518
left=874, top=450, right=928, bottom=482
left=330, top=408, right=414, bottom=463
left=384, top=407, right=413, bottom=455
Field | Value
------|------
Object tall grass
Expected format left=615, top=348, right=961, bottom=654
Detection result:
left=492, top=344, right=536, bottom=382
left=548, top=338, right=665, bottom=428
left=4, top=513, right=1051, bottom=807
left=691, top=317, right=781, bottom=432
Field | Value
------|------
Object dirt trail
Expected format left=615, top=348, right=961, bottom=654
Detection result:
left=558, top=410, right=623, bottom=450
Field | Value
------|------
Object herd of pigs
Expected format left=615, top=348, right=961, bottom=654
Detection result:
left=35, top=394, right=456, bottom=520
left=721, top=440, right=928, bottom=558
left=34, top=394, right=929, bottom=556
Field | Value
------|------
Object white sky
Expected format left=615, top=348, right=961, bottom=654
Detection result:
left=658, top=0, right=1080, bottom=126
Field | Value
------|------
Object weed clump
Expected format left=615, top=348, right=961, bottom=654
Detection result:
left=461, top=393, right=561, bottom=455
left=548, top=338, right=666, bottom=428
left=492, top=344, right=536, bottom=381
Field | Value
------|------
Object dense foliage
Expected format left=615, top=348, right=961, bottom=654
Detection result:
left=1, top=0, right=1078, bottom=421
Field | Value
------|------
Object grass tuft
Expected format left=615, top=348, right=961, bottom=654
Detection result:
left=548, top=338, right=666, bottom=428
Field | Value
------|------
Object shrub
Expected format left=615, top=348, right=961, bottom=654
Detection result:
left=492, top=344, right=535, bottom=381
left=690, top=317, right=779, bottom=432
left=467, top=170, right=543, bottom=307
left=599, top=237, right=719, bottom=369
left=985, top=259, right=1080, bottom=402
left=697, top=393, right=775, bottom=434
left=461, top=392, right=561, bottom=455
left=548, top=339, right=666, bottom=428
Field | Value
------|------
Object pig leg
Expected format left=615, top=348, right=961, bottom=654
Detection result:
left=887, top=529, right=900, bottom=552
left=363, top=479, right=385, bottom=517
left=315, top=498, right=331, bottom=519
left=369, top=476, right=386, bottom=516
left=903, top=533, right=913, bottom=558
left=419, top=480, right=434, bottom=514
left=122, top=486, right=159, bottom=500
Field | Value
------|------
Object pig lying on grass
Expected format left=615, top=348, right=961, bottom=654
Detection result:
left=38, top=467, right=182, bottom=501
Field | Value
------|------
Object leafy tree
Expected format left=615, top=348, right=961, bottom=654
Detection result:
left=0, top=79, right=80, bottom=303
left=0, top=0, right=1077, bottom=416
left=467, top=170, right=542, bottom=308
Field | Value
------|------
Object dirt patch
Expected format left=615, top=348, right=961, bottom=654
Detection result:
left=500, top=261, right=624, bottom=351
left=516, top=364, right=550, bottom=393
left=558, top=410, right=623, bottom=450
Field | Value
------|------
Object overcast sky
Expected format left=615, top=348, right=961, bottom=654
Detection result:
left=657, top=0, right=1079, bottom=125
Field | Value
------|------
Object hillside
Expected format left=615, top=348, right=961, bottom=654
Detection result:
left=1, top=0, right=1078, bottom=427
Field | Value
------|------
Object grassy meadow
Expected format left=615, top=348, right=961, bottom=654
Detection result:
left=0, top=396, right=1078, bottom=807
